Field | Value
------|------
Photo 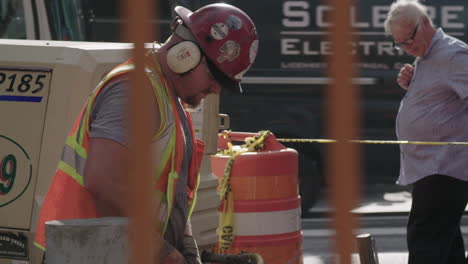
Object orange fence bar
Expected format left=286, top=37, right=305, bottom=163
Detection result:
left=122, top=0, right=158, bottom=263
left=326, top=0, right=361, bottom=264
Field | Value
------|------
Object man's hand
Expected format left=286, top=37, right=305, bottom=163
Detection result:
left=397, top=64, right=414, bottom=90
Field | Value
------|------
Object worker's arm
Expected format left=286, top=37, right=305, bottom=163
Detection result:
left=81, top=79, right=131, bottom=216
left=83, top=79, right=158, bottom=216
left=83, top=75, right=183, bottom=263
left=85, top=137, right=187, bottom=264
left=84, top=138, right=129, bottom=216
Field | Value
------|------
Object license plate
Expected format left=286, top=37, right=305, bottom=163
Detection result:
left=0, top=67, right=51, bottom=103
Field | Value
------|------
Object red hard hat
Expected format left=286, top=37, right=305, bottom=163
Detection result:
left=174, top=3, right=258, bottom=93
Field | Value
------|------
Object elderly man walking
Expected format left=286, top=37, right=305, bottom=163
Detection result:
left=384, top=1, right=468, bottom=264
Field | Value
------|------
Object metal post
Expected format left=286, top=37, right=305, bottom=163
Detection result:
left=356, top=233, right=380, bottom=264
left=122, top=0, right=159, bottom=263
left=326, top=0, right=361, bottom=263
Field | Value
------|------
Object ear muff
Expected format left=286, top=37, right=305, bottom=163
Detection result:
left=166, top=41, right=202, bottom=74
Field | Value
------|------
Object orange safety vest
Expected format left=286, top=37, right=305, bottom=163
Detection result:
left=34, top=57, right=204, bottom=251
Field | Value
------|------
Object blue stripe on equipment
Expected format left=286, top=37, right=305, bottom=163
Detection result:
left=0, top=95, right=43, bottom=102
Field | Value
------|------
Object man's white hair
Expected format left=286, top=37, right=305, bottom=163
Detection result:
left=384, top=0, right=432, bottom=34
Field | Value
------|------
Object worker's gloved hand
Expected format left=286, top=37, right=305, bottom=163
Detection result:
left=157, top=236, right=186, bottom=264
left=181, top=235, right=202, bottom=264
left=162, top=248, right=185, bottom=264
left=200, top=251, right=263, bottom=264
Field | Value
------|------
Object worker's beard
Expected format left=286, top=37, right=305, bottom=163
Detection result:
left=185, top=95, right=202, bottom=108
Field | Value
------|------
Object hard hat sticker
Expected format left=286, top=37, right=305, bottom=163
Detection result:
left=226, top=15, right=242, bottom=30
left=211, top=23, right=228, bottom=40
left=217, top=41, right=240, bottom=63
left=249, top=40, right=259, bottom=64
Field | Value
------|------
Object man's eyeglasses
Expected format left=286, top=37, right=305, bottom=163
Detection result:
left=393, top=21, right=420, bottom=50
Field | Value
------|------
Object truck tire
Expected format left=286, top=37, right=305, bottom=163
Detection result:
left=298, top=153, right=322, bottom=216
left=281, top=140, right=323, bottom=216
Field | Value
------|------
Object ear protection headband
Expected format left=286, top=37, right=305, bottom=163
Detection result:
left=166, top=41, right=201, bottom=74
left=166, top=18, right=202, bottom=74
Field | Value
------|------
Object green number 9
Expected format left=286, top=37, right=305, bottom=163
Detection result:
left=0, top=154, right=17, bottom=195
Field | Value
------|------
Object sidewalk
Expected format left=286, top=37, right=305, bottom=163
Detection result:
left=303, top=183, right=468, bottom=264
left=307, top=183, right=468, bottom=216
left=304, top=184, right=412, bottom=264
left=304, top=252, right=408, bottom=264
left=306, top=183, right=413, bottom=217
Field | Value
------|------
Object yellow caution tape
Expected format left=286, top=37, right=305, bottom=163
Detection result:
left=277, top=138, right=468, bottom=145
left=216, top=132, right=467, bottom=252
left=218, top=130, right=271, bottom=156
left=217, top=177, right=234, bottom=254
left=216, top=130, right=271, bottom=254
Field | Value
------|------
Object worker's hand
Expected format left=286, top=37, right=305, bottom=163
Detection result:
left=162, top=248, right=185, bottom=264
left=397, top=64, right=414, bottom=90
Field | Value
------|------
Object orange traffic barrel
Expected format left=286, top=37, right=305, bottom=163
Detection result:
left=212, top=131, right=303, bottom=264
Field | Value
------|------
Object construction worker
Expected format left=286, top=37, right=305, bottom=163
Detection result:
left=34, top=3, right=258, bottom=264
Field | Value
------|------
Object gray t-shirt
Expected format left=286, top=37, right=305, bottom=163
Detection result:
left=89, top=79, right=193, bottom=252
left=90, top=79, right=129, bottom=145
left=396, top=29, right=468, bottom=185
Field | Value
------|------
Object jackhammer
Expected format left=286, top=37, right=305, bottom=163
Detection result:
left=201, top=250, right=264, bottom=264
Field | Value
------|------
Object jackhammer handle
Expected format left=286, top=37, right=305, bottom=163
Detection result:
left=201, top=251, right=227, bottom=263
left=201, top=250, right=260, bottom=264
left=219, top=131, right=261, bottom=142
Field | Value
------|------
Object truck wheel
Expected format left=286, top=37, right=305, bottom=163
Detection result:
left=298, top=154, right=322, bottom=216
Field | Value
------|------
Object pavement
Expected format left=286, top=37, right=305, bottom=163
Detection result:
left=302, top=183, right=468, bottom=263
left=303, top=252, right=409, bottom=264
left=303, top=184, right=413, bottom=264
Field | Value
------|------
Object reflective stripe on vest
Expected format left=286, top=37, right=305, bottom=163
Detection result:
left=65, top=63, right=135, bottom=187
